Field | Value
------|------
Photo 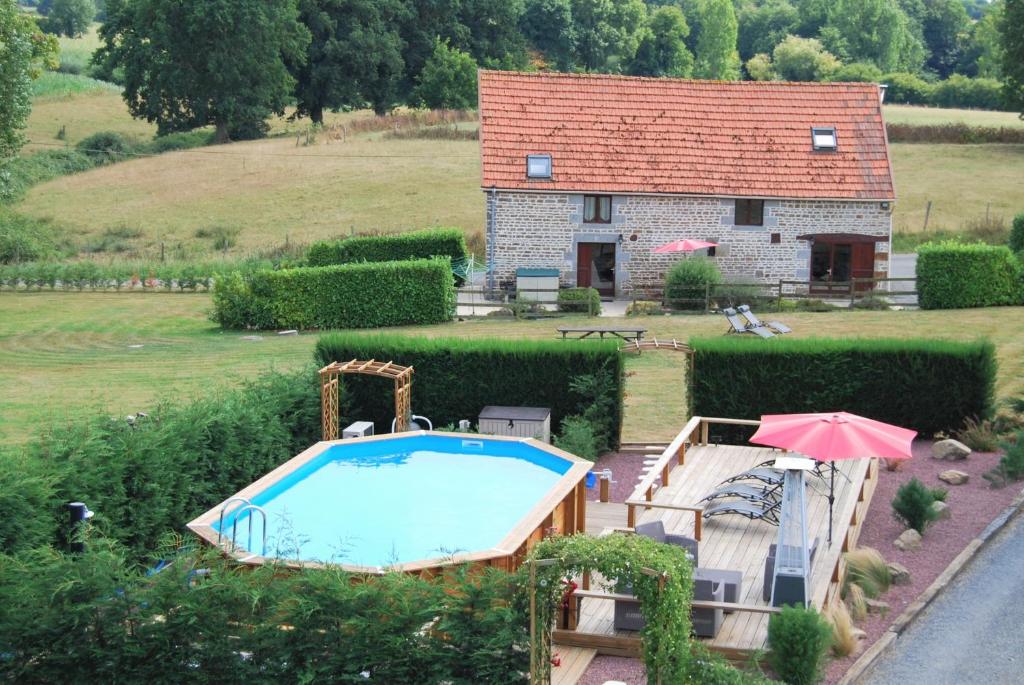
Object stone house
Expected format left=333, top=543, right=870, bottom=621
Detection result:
left=477, top=70, right=896, bottom=297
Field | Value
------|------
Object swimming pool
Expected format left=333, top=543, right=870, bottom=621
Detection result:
left=188, top=432, right=591, bottom=573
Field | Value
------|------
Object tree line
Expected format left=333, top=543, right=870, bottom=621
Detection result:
left=3, top=0, right=1024, bottom=151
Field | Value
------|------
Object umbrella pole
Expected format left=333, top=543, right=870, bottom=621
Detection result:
left=828, top=463, right=836, bottom=546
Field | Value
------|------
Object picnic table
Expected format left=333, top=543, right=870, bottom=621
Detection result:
left=557, top=326, right=647, bottom=342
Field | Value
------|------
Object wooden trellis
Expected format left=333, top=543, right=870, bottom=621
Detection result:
left=319, top=359, right=414, bottom=440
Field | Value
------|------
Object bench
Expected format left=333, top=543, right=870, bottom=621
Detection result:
left=557, top=326, right=646, bottom=342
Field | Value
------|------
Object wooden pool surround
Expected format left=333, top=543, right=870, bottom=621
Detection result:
left=187, top=431, right=591, bottom=576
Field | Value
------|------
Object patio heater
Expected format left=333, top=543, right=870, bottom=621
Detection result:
left=769, top=456, right=814, bottom=608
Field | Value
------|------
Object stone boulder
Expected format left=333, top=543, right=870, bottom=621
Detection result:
left=938, top=470, right=969, bottom=486
left=865, top=598, right=890, bottom=614
left=932, top=439, right=971, bottom=461
left=931, top=500, right=951, bottom=520
left=894, top=528, right=922, bottom=551
left=887, top=561, right=911, bottom=585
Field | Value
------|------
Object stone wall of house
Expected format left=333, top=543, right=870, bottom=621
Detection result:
left=487, top=191, right=892, bottom=295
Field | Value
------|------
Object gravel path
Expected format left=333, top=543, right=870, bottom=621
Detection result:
left=861, top=513, right=1024, bottom=684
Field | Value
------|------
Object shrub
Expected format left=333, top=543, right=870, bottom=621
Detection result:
left=956, top=416, right=1001, bottom=451
left=689, top=337, right=996, bottom=440
left=140, top=129, right=216, bottom=154
left=554, top=415, right=599, bottom=460
left=0, top=149, right=95, bottom=202
left=845, top=582, right=868, bottom=621
left=886, top=122, right=1024, bottom=144
left=984, top=431, right=1024, bottom=488
left=843, top=547, right=891, bottom=599
left=306, top=228, right=468, bottom=271
left=851, top=293, right=891, bottom=310
left=212, top=258, right=456, bottom=330
left=76, top=131, right=135, bottom=164
left=0, top=452, right=58, bottom=553
left=314, top=333, right=625, bottom=448
left=0, top=211, right=68, bottom=263
left=665, top=257, right=721, bottom=310
left=1011, top=213, right=1024, bottom=255
left=557, top=287, right=601, bottom=315
left=626, top=299, right=661, bottom=316
left=831, top=62, right=883, bottom=82
left=930, top=75, right=1004, bottom=110
left=767, top=605, right=832, bottom=685
left=892, top=478, right=939, bottom=534
left=917, top=240, right=1022, bottom=309
left=827, top=601, right=858, bottom=658
left=881, top=72, right=934, bottom=105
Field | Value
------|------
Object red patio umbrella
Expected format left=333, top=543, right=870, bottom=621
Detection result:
left=750, top=412, right=917, bottom=544
left=652, top=239, right=718, bottom=254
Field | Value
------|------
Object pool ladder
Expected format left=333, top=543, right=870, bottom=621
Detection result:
left=216, top=497, right=268, bottom=557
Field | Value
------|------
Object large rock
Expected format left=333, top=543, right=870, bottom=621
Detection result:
left=887, top=561, right=911, bottom=585
left=894, top=528, right=922, bottom=551
left=932, top=439, right=971, bottom=461
left=931, top=500, right=951, bottom=520
left=865, top=598, right=890, bottom=614
left=852, top=627, right=868, bottom=641
left=939, top=470, right=969, bottom=486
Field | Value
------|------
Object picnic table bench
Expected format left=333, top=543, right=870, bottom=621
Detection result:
left=557, top=326, right=646, bottom=342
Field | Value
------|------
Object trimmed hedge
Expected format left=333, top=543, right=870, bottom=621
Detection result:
left=212, top=257, right=456, bottom=329
left=557, top=287, right=601, bottom=314
left=306, top=228, right=468, bottom=268
left=688, top=337, right=996, bottom=440
left=917, top=241, right=1023, bottom=309
left=314, top=333, right=625, bottom=448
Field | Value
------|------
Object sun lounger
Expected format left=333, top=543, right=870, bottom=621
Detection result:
left=723, top=307, right=774, bottom=338
left=719, top=467, right=784, bottom=487
left=702, top=498, right=780, bottom=525
left=697, top=482, right=782, bottom=506
left=737, top=305, right=791, bottom=334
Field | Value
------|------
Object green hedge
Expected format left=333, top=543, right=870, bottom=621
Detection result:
left=306, top=228, right=468, bottom=270
left=557, top=287, right=601, bottom=314
left=688, top=337, right=996, bottom=440
left=917, top=241, right=1023, bottom=309
left=4, top=368, right=320, bottom=557
left=314, top=333, right=625, bottom=449
left=212, top=257, right=456, bottom=329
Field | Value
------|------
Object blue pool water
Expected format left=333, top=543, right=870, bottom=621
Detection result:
left=217, top=435, right=571, bottom=567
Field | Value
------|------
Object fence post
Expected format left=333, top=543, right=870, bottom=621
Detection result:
left=777, top=279, right=783, bottom=311
left=704, top=282, right=710, bottom=314
left=849, top=279, right=857, bottom=308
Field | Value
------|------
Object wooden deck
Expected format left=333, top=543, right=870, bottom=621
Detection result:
left=558, top=439, right=878, bottom=665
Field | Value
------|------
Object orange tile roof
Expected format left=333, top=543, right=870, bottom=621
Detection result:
left=478, top=70, right=895, bottom=200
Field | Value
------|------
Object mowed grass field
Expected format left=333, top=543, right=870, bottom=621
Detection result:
left=1, top=293, right=1021, bottom=446
left=883, top=104, right=1024, bottom=128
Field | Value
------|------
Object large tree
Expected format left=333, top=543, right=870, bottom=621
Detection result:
left=693, top=0, right=740, bottom=79
left=771, top=34, right=839, bottom=81
left=413, top=38, right=478, bottom=109
left=823, top=0, right=925, bottom=73
left=96, top=0, right=310, bottom=142
left=521, top=0, right=575, bottom=69
left=290, top=0, right=406, bottom=122
left=958, top=0, right=1003, bottom=78
left=570, top=0, right=646, bottom=72
left=922, top=0, right=970, bottom=78
left=40, top=0, right=95, bottom=38
left=458, top=0, right=528, bottom=68
left=1002, top=0, right=1024, bottom=115
left=1, top=1, right=58, bottom=162
left=628, top=4, right=693, bottom=77
left=736, top=0, right=799, bottom=62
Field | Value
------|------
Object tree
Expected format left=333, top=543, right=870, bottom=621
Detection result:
left=96, top=0, right=309, bottom=142
left=958, top=1, right=1003, bottom=78
left=628, top=5, right=693, bottom=76
left=1, top=2, right=58, bottom=162
left=458, top=0, right=528, bottom=68
left=521, top=0, right=575, bottom=69
left=570, top=0, right=647, bottom=72
left=922, top=0, right=970, bottom=78
left=745, top=52, right=775, bottom=80
left=771, top=34, right=839, bottom=81
left=823, top=0, right=925, bottom=73
left=40, top=0, right=95, bottom=37
left=693, top=0, right=740, bottom=79
left=1002, top=0, right=1024, bottom=115
left=413, top=38, right=478, bottom=110
left=736, top=0, right=799, bottom=62
left=290, top=0, right=406, bottom=122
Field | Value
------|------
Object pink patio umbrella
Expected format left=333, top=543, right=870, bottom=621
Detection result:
left=652, top=238, right=718, bottom=254
left=750, top=412, right=917, bottom=544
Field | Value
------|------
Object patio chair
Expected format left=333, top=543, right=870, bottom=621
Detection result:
left=691, top=577, right=725, bottom=638
left=719, top=467, right=785, bottom=488
left=763, top=538, right=820, bottom=601
left=635, top=520, right=699, bottom=566
left=722, top=308, right=774, bottom=338
left=697, top=482, right=782, bottom=506
left=737, top=305, right=792, bottom=334
left=702, top=498, right=781, bottom=525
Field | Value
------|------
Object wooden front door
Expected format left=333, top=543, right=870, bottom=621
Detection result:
left=851, top=243, right=875, bottom=291
left=576, top=242, right=616, bottom=297
left=810, top=241, right=876, bottom=293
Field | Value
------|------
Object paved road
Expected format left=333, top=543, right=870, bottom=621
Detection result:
left=862, top=513, right=1024, bottom=685
left=889, top=253, right=916, bottom=280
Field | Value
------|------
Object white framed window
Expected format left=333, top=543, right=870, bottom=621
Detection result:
left=812, top=127, right=837, bottom=151
left=526, top=154, right=552, bottom=178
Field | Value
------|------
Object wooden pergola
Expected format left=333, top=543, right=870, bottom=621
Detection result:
left=319, top=359, right=414, bottom=440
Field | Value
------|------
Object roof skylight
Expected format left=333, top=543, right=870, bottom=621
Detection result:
left=526, top=154, right=552, bottom=179
left=812, top=127, right=837, bottom=151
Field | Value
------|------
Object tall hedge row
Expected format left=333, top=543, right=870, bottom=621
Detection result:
left=212, top=257, right=456, bottom=329
left=916, top=241, right=1023, bottom=309
left=1, top=369, right=320, bottom=557
left=688, top=337, right=996, bottom=441
left=306, top=228, right=468, bottom=269
left=315, top=334, right=625, bottom=448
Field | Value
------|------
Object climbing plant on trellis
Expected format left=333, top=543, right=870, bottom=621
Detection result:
left=523, top=534, right=694, bottom=685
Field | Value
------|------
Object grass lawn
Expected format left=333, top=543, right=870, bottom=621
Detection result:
left=883, top=104, right=1024, bottom=129
left=1, top=293, right=1021, bottom=446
